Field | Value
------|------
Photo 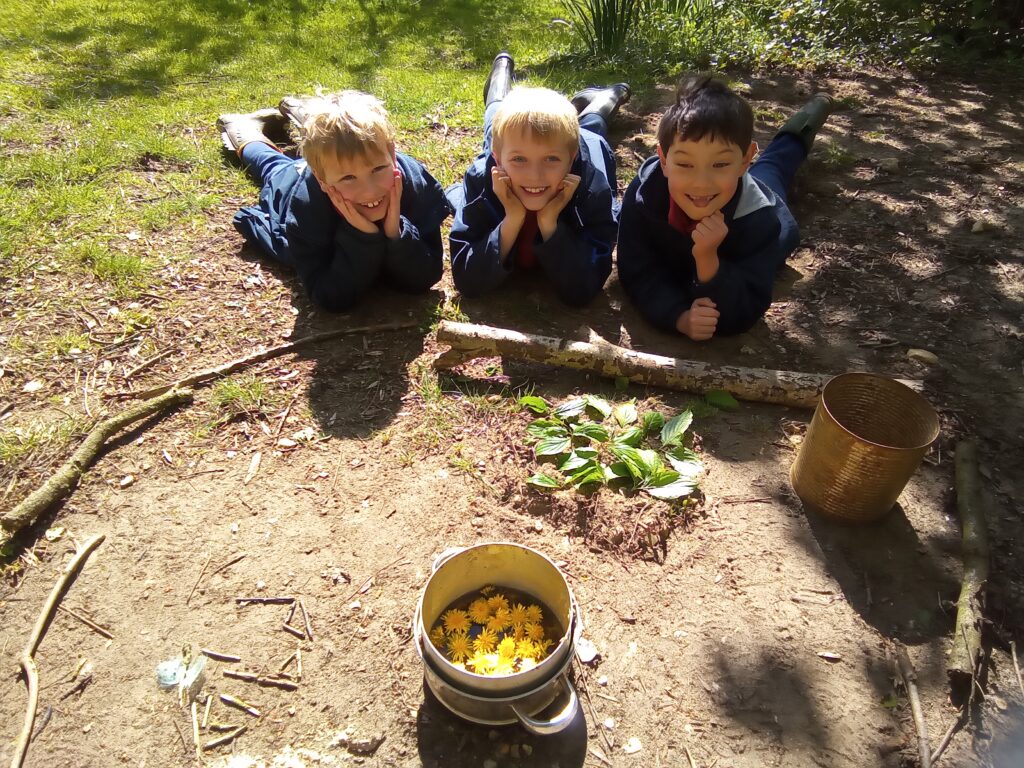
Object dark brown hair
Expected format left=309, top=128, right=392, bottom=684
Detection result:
left=657, top=75, right=753, bottom=153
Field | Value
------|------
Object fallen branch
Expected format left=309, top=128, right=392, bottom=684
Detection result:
left=11, top=534, right=105, bottom=768
left=896, top=643, right=932, bottom=768
left=56, top=604, right=113, bottom=640
left=434, top=321, right=921, bottom=409
left=123, top=320, right=419, bottom=400
left=1, top=390, right=192, bottom=544
left=948, top=440, right=989, bottom=701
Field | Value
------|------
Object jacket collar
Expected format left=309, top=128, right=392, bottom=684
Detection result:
left=634, top=155, right=770, bottom=223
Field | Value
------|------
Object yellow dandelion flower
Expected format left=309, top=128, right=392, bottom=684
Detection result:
left=526, top=622, right=546, bottom=642
left=468, top=598, right=491, bottom=624
left=494, top=658, right=516, bottom=676
left=516, top=639, right=539, bottom=660
left=467, top=651, right=494, bottom=675
left=486, top=607, right=512, bottom=633
left=446, top=632, right=471, bottom=663
left=509, top=603, right=530, bottom=627
left=480, top=585, right=495, bottom=595
left=486, top=593, right=509, bottom=613
left=497, top=636, right=517, bottom=660
left=474, top=627, right=498, bottom=654
left=524, top=604, right=543, bottom=624
left=442, top=609, right=471, bottom=635
left=536, top=637, right=554, bottom=659
left=520, top=657, right=538, bottom=672
left=429, top=625, right=447, bottom=648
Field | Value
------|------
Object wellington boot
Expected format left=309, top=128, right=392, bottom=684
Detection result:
left=217, top=108, right=287, bottom=154
left=483, top=51, right=515, bottom=107
left=777, top=93, right=835, bottom=153
left=279, top=96, right=312, bottom=131
left=571, top=83, right=631, bottom=122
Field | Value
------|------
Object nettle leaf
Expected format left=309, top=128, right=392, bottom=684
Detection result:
left=583, top=394, right=612, bottom=419
left=666, top=446, right=702, bottom=478
left=644, top=472, right=697, bottom=500
left=602, top=463, right=623, bottom=482
left=519, top=395, right=551, bottom=414
left=553, top=398, right=587, bottom=420
left=526, top=418, right=567, bottom=440
left=535, top=435, right=571, bottom=457
left=613, top=426, right=644, bottom=447
left=574, top=447, right=600, bottom=459
left=526, top=472, right=561, bottom=489
left=641, top=411, right=665, bottom=435
left=660, top=409, right=694, bottom=447
left=559, top=452, right=591, bottom=472
left=636, top=449, right=665, bottom=476
left=566, top=460, right=605, bottom=488
left=572, top=422, right=610, bottom=442
left=705, top=389, right=740, bottom=411
left=608, top=444, right=645, bottom=480
left=613, top=401, right=638, bottom=426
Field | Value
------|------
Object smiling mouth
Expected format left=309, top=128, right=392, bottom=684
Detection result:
left=359, top=198, right=385, bottom=209
left=521, top=186, right=549, bottom=195
left=686, top=194, right=717, bottom=207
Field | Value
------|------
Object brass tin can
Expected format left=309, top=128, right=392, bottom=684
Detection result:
left=791, top=373, right=939, bottom=523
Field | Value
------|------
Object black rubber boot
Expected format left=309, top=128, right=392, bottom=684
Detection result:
left=777, top=93, right=835, bottom=153
left=571, top=83, right=631, bottom=122
left=279, top=96, right=312, bottom=131
left=217, top=108, right=288, bottom=154
left=483, top=51, right=515, bottom=107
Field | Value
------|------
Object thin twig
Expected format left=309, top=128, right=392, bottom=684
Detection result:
left=203, top=725, right=247, bottom=750
left=235, top=596, right=294, bottom=605
left=201, top=649, right=241, bottom=663
left=11, top=535, right=105, bottom=768
left=56, top=604, right=113, bottom=639
left=186, top=554, right=212, bottom=606
left=298, top=600, right=314, bottom=642
left=684, top=746, right=698, bottom=768
left=282, top=623, right=305, bottom=640
left=1011, top=641, right=1024, bottom=698
left=342, top=556, right=409, bottom=603
left=124, top=349, right=173, bottom=380
left=207, top=553, right=246, bottom=580
left=274, top=394, right=300, bottom=438
left=930, top=710, right=967, bottom=765
left=896, top=643, right=932, bottom=768
left=122, top=320, right=419, bottom=400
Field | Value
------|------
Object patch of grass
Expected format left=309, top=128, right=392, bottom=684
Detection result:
left=211, top=374, right=272, bottom=418
left=71, top=240, right=154, bottom=296
left=819, top=142, right=858, bottom=171
left=45, top=331, right=93, bottom=357
left=0, top=417, right=85, bottom=471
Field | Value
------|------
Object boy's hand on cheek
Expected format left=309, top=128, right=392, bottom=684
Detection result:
left=676, top=297, right=719, bottom=341
left=383, top=168, right=403, bottom=239
left=492, top=167, right=525, bottom=221
left=691, top=211, right=728, bottom=257
left=538, top=173, right=580, bottom=237
left=323, top=183, right=379, bottom=235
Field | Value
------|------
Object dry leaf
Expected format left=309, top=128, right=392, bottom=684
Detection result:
left=243, top=452, right=262, bottom=485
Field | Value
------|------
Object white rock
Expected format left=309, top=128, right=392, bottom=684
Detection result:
left=22, top=380, right=43, bottom=393
left=623, top=737, right=642, bottom=754
left=119, top=474, right=135, bottom=488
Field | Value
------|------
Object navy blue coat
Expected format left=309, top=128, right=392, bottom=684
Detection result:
left=617, top=156, right=799, bottom=335
left=448, top=130, right=617, bottom=307
left=233, top=152, right=451, bottom=312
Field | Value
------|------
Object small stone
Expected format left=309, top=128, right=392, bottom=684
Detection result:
left=119, top=474, right=135, bottom=488
left=740, top=345, right=756, bottom=355
left=597, top=675, right=608, bottom=686
left=878, top=157, right=899, bottom=173
left=575, top=637, right=600, bottom=665
left=22, top=380, right=43, bottom=393
left=255, top=580, right=266, bottom=591
left=603, top=718, right=615, bottom=730
left=471, top=517, right=484, bottom=528
left=907, top=348, right=939, bottom=365
left=83, top=723, right=92, bottom=733
left=623, top=737, right=642, bottom=754
left=277, top=438, right=298, bottom=449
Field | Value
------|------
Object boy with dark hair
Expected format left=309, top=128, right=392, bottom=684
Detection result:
left=448, top=53, right=630, bottom=306
left=218, top=91, right=450, bottom=312
left=617, top=75, right=834, bottom=339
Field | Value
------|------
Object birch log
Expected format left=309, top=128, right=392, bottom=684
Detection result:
left=434, top=321, right=921, bottom=410
left=947, top=439, right=988, bottom=700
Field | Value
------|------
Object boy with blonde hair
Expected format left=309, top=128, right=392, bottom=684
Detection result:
left=448, top=53, right=630, bottom=306
left=218, top=90, right=450, bottom=312
left=617, top=76, right=833, bottom=339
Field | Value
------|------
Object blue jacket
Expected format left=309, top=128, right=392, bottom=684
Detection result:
left=617, top=156, right=799, bottom=335
left=448, top=130, right=617, bottom=307
left=233, top=152, right=451, bottom=312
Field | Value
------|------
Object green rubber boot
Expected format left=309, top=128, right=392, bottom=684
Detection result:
left=777, top=93, right=835, bottom=153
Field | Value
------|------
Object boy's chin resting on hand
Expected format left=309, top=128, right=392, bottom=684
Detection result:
left=675, top=297, right=719, bottom=341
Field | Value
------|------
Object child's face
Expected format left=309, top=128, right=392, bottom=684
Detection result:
left=493, top=129, right=577, bottom=212
left=317, top=145, right=397, bottom=222
left=657, top=135, right=757, bottom=221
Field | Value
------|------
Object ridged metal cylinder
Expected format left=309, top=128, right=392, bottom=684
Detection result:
left=790, top=373, right=939, bottom=523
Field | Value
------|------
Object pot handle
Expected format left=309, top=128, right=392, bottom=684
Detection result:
left=511, top=674, right=579, bottom=736
left=432, top=546, right=465, bottom=573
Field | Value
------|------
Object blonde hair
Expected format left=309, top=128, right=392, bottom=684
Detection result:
left=492, top=86, right=579, bottom=154
left=299, top=90, right=395, bottom=179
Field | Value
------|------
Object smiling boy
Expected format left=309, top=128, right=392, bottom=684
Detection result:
left=448, top=53, right=630, bottom=306
left=219, top=90, right=450, bottom=312
left=617, top=76, right=834, bottom=339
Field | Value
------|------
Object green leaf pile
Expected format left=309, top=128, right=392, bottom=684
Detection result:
left=520, top=396, right=704, bottom=501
